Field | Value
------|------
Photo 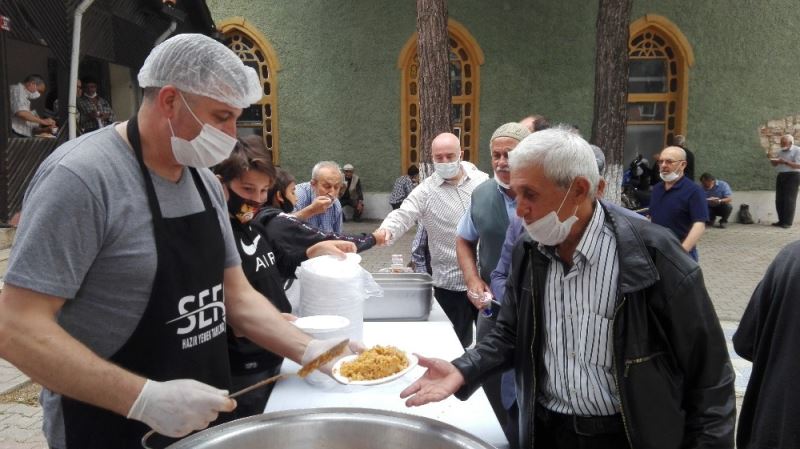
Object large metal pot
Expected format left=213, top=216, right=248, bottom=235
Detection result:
left=165, top=408, right=497, bottom=449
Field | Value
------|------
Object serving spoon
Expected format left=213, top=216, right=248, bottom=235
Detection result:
left=141, top=339, right=350, bottom=449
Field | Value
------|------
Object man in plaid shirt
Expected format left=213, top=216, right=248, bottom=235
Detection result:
left=77, top=78, right=115, bottom=133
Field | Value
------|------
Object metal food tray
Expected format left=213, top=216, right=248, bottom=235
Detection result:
left=364, top=272, right=433, bottom=321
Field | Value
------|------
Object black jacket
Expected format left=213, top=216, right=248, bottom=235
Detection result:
left=254, top=207, right=377, bottom=260
left=452, top=202, right=735, bottom=449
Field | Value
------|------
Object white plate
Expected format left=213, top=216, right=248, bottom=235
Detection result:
left=331, top=351, right=418, bottom=386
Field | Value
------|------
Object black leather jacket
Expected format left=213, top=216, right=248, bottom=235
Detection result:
left=453, top=202, right=735, bottom=449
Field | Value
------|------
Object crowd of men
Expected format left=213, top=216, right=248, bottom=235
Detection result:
left=8, top=73, right=116, bottom=138
left=1, top=32, right=799, bottom=449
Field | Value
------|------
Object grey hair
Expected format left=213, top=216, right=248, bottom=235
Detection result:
left=23, top=74, right=45, bottom=86
left=673, top=134, right=686, bottom=146
left=782, top=134, right=794, bottom=144
left=311, top=161, right=342, bottom=180
left=508, top=125, right=600, bottom=197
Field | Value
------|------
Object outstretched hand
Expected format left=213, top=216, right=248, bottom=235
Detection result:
left=372, top=228, right=393, bottom=246
left=306, top=240, right=357, bottom=259
left=399, top=355, right=465, bottom=407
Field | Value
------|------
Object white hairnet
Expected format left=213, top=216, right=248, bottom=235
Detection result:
left=137, top=33, right=262, bottom=109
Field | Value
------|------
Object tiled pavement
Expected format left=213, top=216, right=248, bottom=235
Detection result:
left=0, top=220, right=796, bottom=446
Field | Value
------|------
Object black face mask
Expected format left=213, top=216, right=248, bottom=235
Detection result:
left=227, top=185, right=262, bottom=223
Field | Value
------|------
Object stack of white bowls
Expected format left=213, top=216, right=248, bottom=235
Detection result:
left=296, top=253, right=375, bottom=342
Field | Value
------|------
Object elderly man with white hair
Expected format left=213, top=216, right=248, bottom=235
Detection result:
left=400, top=126, right=735, bottom=449
left=454, top=122, right=529, bottom=441
left=293, top=161, right=345, bottom=232
left=769, top=134, right=800, bottom=228
left=0, top=34, right=356, bottom=448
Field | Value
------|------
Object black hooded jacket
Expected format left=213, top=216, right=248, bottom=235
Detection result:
left=227, top=207, right=378, bottom=375
left=452, top=202, right=735, bottom=449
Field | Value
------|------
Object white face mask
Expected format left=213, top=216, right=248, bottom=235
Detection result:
left=659, top=171, right=681, bottom=183
left=169, top=93, right=237, bottom=168
left=524, top=181, right=579, bottom=246
left=27, top=90, right=41, bottom=100
left=495, top=174, right=511, bottom=189
left=434, top=159, right=461, bottom=179
left=86, top=92, right=97, bottom=99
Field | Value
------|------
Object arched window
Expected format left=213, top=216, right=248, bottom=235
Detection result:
left=218, top=18, right=281, bottom=164
left=626, top=15, right=694, bottom=163
left=398, top=20, right=484, bottom=174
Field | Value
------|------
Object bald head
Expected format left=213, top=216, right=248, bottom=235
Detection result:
left=661, top=146, right=686, bottom=161
left=658, top=146, right=687, bottom=181
left=431, top=132, right=463, bottom=163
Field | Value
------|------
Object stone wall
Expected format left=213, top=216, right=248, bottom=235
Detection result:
left=759, top=115, right=800, bottom=156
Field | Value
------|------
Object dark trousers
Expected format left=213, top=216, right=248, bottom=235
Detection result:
left=776, top=172, right=800, bottom=226
left=534, top=404, right=629, bottom=449
left=340, top=197, right=362, bottom=221
left=708, top=203, right=732, bottom=223
left=434, top=287, right=477, bottom=348
left=506, top=401, right=520, bottom=449
left=476, top=313, right=507, bottom=431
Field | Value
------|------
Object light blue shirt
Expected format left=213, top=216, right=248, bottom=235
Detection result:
left=293, top=181, right=343, bottom=233
left=456, top=182, right=516, bottom=241
left=702, top=179, right=732, bottom=199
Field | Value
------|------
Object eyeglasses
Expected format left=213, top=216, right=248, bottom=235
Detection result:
left=657, top=159, right=685, bottom=166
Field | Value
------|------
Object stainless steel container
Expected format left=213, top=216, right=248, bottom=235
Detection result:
left=165, top=408, right=497, bottom=449
left=364, top=272, right=433, bottom=321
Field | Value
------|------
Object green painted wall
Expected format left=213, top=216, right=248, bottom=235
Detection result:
left=207, top=0, right=800, bottom=191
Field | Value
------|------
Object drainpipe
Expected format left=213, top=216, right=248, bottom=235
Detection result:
left=155, top=20, right=177, bottom=46
left=68, top=0, right=95, bottom=140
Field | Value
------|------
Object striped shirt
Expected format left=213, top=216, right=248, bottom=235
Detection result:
left=538, top=202, right=621, bottom=416
left=380, top=161, right=489, bottom=290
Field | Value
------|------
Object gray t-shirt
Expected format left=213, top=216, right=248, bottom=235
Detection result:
left=4, top=126, right=240, bottom=447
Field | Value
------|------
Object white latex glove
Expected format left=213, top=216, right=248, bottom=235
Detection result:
left=127, top=379, right=236, bottom=437
left=301, top=338, right=366, bottom=376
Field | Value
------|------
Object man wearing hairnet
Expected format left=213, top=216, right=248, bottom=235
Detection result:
left=0, top=34, right=354, bottom=449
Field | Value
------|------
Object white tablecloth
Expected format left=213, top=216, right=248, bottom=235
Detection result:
left=265, top=321, right=509, bottom=449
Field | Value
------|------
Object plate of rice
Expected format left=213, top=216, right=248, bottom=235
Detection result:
left=332, top=345, right=418, bottom=385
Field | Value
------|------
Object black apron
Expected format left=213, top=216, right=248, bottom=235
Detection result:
left=61, top=117, right=232, bottom=449
left=227, top=219, right=290, bottom=375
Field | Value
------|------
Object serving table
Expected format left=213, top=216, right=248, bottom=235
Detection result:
left=265, top=318, right=509, bottom=449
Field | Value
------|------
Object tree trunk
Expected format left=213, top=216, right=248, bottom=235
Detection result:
left=415, top=0, right=450, bottom=177
left=590, top=0, right=632, bottom=205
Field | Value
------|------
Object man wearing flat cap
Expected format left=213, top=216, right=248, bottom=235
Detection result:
left=0, top=33, right=356, bottom=449
left=339, top=163, right=364, bottom=222
left=455, top=122, right=529, bottom=445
